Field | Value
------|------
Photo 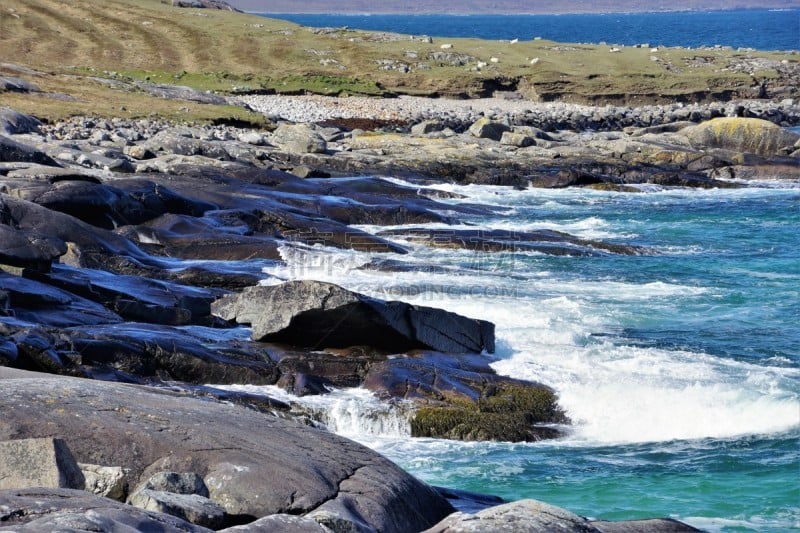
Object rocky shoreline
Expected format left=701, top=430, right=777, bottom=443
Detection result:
left=2, top=87, right=798, bottom=530
left=238, top=93, right=800, bottom=131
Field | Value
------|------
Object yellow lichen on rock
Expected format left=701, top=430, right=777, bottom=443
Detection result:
left=685, top=117, right=800, bottom=156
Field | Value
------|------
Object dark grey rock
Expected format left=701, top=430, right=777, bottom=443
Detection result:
left=423, top=499, right=601, bottom=532
left=377, top=227, right=648, bottom=256
left=129, top=489, right=227, bottom=529
left=117, top=212, right=283, bottom=262
left=591, top=518, right=703, bottom=532
left=138, top=471, right=210, bottom=497
left=0, top=224, right=66, bottom=270
left=220, top=514, right=329, bottom=532
left=0, top=134, right=59, bottom=166
left=0, top=108, right=42, bottom=135
left=0, top=487, right=212, bottom=532
left=50, top=322, right=278, bottom=384
left=211, top=280, right=495, bottom=354
left=0, top=271, right=123, bottom=328
left=29, top=262, right=221, bottom=326
left=0, top=370, right=454, bottom=532
left=0, top=76, right=40, bottom=93
left=434, top=486, right=506, bottom=514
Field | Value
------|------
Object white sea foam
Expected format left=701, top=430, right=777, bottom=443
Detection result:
left=215, top=384, right=411, bottom=439
left=258, top=184, right=800, bottom=447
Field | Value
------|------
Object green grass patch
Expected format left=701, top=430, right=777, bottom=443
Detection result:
left=259, top=75, right=385, bottom=96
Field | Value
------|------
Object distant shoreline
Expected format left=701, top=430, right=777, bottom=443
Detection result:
left=241, top=7, right=798, bottom=16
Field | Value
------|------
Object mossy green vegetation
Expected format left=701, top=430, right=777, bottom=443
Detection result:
left=410, top=384, right=567, bottom=442
left=259, top=75, right=385, bottom=96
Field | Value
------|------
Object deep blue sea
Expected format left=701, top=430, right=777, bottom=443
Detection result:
left=258, top=9, right=800, bottom=51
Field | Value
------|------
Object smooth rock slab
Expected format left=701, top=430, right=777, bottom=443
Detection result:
left=0, top=438, right=85, bottom=490
left=211, top=280, right=495, bottom=354
left=220, top=513, right=329, bottom=532
left=684, top=117, right=800, bottom=155
left=129, top=489, right=227, bottom=529
left=0, top=108, right=42, bottom=135
left=0, top=488, right=212, bottom=532
left=591, top=518, right=702, bottom=532
left=0, top=224, right=66, bottom=270
left=0, top=369, right=453, bottom=531
left=423, top=499, right=601, bottom=532
left=0, top=134, right=58, bottom=166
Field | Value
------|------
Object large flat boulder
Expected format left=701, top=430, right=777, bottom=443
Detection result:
left=0, top=108, right=42, bottom=135
left=684, top=117, right=800, bottom=155
left=0, top=134, right=58, bottom=166
left=591, top=519, right=702, bottom=532
left=424, top=499, right=601, bottom=532
left=0, top=224, right=66, bottom=270
left=0, top=369, right=453, bottom=532
left=0, top=271, right=123, bottom=328
left=424, top=499, right=704, bottom=532
left=0, top=438, right=84, bottom=490
left=211, top=280, right=495, bottom=354
left=0, top=488, right=212, bottom=532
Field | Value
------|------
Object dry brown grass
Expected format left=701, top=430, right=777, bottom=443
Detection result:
left=0, top=0, right=796, bottom=122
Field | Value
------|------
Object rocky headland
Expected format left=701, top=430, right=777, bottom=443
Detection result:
left=1, top=0, right=799, bottom=530
left=2, top=88, right=796, bottom=529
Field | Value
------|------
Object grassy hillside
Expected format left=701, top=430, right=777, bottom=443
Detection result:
left=0, top=0, right=796, bottom=122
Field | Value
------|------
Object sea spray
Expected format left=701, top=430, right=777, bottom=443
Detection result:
left=214, top=385, right=412, bottom=439
left=251, top=179, right=799, bottom=530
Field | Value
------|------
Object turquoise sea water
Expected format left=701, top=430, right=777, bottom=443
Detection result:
left=259, top=9, right=800, bottom=51
left=248, top=180, right=800, bottom=531
left=365, top=183, right=800, bottom=532
left=244, top=10, right=799, bottom=526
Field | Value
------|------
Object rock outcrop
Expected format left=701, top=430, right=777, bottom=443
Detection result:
left=0, top=368, right=454, bottom=532
left=211, top=280, right=496, bottom=354
left=423, top=499, right=703, bottom=533
left=423, top=499, right=601, bottom=532
left=365, top=352, right=566, bottom=441
left=0, top=488, right=212, bottom=532
left=684, top=117, right=800, bottom=156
